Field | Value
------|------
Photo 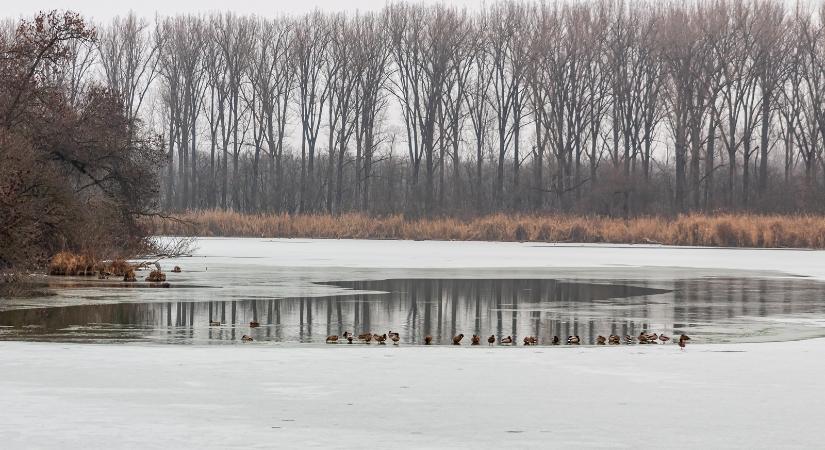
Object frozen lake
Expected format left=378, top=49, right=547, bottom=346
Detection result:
left=2, top=238, right=825, bottom=345
left=2, top=238, right=825, bottom=449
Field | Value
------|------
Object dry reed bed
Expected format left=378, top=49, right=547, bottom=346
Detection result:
left=148, top=210, right=825, bottom=249
left=48, top=252, right=133, bottom=277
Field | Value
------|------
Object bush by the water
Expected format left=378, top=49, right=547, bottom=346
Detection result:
left=145, top=270, right=166, bottom=282
left=0, top=12, right=164, bottom=274
left=48, top=252, right=97, bottom=276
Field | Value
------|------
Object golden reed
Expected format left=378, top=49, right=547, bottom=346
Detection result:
left=148, top=210, right=825, bottom=249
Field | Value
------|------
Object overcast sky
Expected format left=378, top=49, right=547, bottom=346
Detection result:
left=7, top=0, right=491, bottom=21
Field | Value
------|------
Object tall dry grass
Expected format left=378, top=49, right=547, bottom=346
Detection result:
left=48, top=251, right=97, bottom=276
left=47, top=252, right=134, bottom=278
left=148, top=210, right=825, bottom=249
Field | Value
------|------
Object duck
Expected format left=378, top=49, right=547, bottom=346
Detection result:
left=171, top=266, right=182, bottom=273
left=346, top=335, right=354, bottom=344
left=209, top=320, right=221, bottom=326
left=249, top=321, right=260, bottom=328
left=424, top=335, right=433, bottom=345
left=523, top=336, right=537, bottom=345
left=679, top=334, right=691, bottom=350
left=500, top=336, right=513, bottom=345
left=487, top=335, right=496, bottom=345
left=326, top=335, right=339, bottom=343
left=647, top=333, right=659, bottom=343
left=609, top=335, right=621, bottom=345
left=452, top=334, right=464, bottom=345
left=241, top=335, right=253, bottom=342
left=596, top=335, right=607, bottom=345
left=391, top=334, right=400, bottom=345
left=639, top=332, right=652, bottom=343
left=552, top=336, right=560, bottom=345
left=471, top=335, right=481, bottom=345
left=567, top=335, right=580, bottom=345
left=358, top=332, right=372, bottom=343
left=624, top=335, right=635, bottom=344
left=659, top=334, right=671, bottom=345
left=375, top=334, right=387, bottom=344
left=388, top=331, right=400, bottom=340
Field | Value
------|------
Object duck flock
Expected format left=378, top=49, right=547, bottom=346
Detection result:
left=234, top=323, right=691, bottom=349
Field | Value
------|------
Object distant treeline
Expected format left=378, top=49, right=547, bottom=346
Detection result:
left=69, top=0, right=825, bottom=217
left=150, top=210, right=825, bottom=248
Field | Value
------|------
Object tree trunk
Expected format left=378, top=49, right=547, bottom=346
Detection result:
left=758, top=89, right=770, bottom=197
left=704, top=118, right=716, bottom=211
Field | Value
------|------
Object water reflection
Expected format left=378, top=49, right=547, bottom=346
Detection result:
left=1, top=278, right=824, bottom=345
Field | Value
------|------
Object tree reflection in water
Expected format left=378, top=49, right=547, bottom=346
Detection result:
left=2, top=278, right=825, bottom=345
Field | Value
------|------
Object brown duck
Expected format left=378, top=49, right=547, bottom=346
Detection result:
left=241, top=335, right=253, bottom=342
left=471, top=335, right=481, bottom=345
left=500, top=336, right=513, bottom=344
left=487, top=335, right=495, bottom=345
left=452, top=334, right=464, bottom=345
left=679, top=334, right=691, bottom=350
left=424, top=335, right=433, bottom=345
left=596, top=335, right=607, bottom=345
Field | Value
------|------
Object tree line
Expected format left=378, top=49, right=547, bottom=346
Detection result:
left=14, top=1, right=825, bottom=219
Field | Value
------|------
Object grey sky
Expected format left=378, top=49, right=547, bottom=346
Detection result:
left=7, top=0, right=489, bottom=21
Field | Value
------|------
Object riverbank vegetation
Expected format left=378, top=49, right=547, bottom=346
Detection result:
left=0, top=12, right=165, bottom=277
left=150, top=210, right=825, bottom=248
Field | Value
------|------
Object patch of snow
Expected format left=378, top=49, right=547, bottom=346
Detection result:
left=0, top=339, right=822, bottom=448
left=177, top=237, right=825, bottom=279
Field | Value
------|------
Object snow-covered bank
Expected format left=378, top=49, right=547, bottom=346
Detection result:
left=1, top=339, right=822, bottom=449
left=185, top=237, right=825, bottom=279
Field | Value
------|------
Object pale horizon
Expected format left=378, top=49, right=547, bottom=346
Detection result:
left=7, top=0, right=494, bottom=21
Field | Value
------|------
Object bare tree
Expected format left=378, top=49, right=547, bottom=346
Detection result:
left=294, top=11, right=331, bottom=213
left=351, top=12, right=390, bottom=212
left=98, top=12, right=159, bottom=129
